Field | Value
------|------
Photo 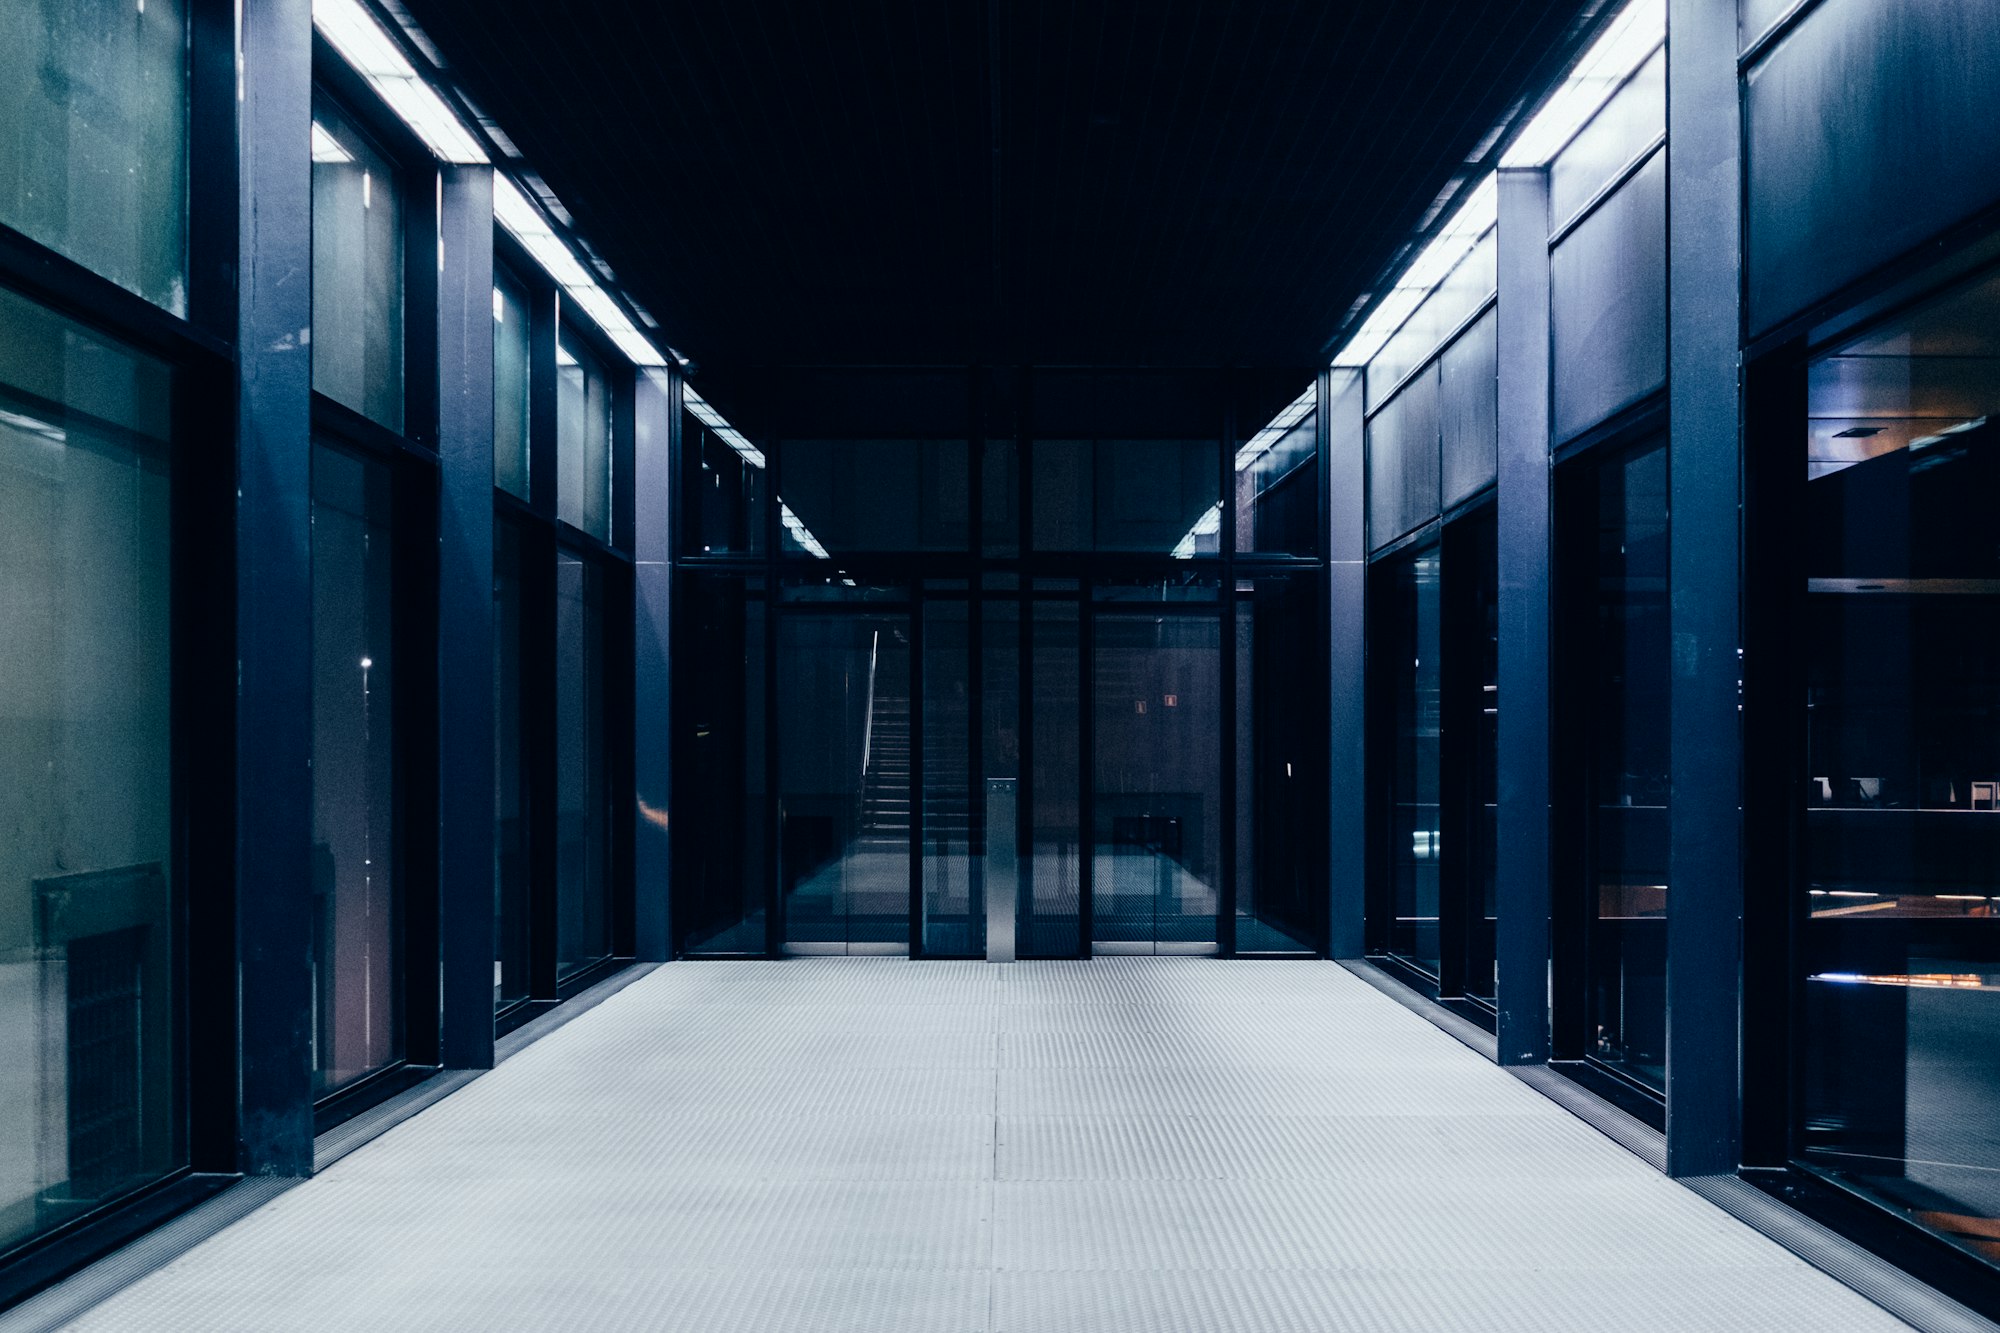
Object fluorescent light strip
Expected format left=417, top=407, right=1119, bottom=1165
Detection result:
left=1328, top=0, right=1660, bottom=373
left=1234, top=386, right=1316, bottom=473
left=313, top=0, right=487, bottom=164
left=1331, top=174, right=1496, bottom=369
left=494, top=174, right=666, bottom=367
left=1499, top=0, right=1665, bottom=168
left=682, top=388, right=766, bottom=469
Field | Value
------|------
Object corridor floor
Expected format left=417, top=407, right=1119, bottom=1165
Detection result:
left=64, top=960, right=1906, bottom=1332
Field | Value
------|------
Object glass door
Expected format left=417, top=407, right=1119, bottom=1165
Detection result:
left=1555, top=433, right=1671, bottom=1097
left=1090, top=603, right=1223, bottom=954
left=1375, top=545, right=1444, bottom=977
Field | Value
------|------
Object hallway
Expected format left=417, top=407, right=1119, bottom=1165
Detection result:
left=62, top=960, right=1902, bottom=1332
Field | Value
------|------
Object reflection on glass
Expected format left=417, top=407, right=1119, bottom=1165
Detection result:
left=778, top=602, right=912, bottom=953
left=555, top=550, right=610, bottom=976
left=557, top=331, right=612, bottom=541
left=0, top=0, right=188, bottom=312
left=983, top=591, right=1021, bottom=954
left=0, top=285, right=181, bottom=1248
left=493, top=520, right=528, bottom=1008
left=1027, top=595, right=1082, bottom=956
left=1093, top=611, right=1222, bottom=953
left=779, top=441, right=967, bottom=555
left=1799, top=263, right=2000, bottom=1261
left=1564, top=435, right=1669, bottom=1091
left=311, top=442, right=402, bottom=1096
left=1237, top=575, right=1327, bottom=951
left=1033, top=439, right=1222, bottom=554
left=493, top=269, right=532, bottom=498
left=678, top=574, right=768, bottom=954
left=922, top=595, right=978, bottom=955
left=1452, top=509, right=1501, bottom=1003
left=683, top=407, right=765, bottom=554
left=311, top=93, right=404, bottom=432
left=1381, top=548, right=1442, bottom=974
left=1235, top=398, right=1318, bottom=555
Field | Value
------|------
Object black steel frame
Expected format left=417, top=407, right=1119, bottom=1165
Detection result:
left=670, top=366, right=1326, bottom=959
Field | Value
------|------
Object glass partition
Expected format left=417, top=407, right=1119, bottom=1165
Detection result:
left=0, top=284, right=182, bottom=1249
left=1798, top=263, right=2000, bottom=1261
left=1236, top=573, right=1327, bottom=951
left=921, top=592, right=978, bottom=955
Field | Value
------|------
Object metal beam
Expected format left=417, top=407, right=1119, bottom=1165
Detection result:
left=1494, top=166, right=1553, bottom=1067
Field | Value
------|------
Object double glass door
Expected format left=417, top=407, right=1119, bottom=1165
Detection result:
left=772, top=582, right=1233, bottom=956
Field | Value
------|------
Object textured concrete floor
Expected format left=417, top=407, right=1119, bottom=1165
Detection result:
left=64, top=959, right=1907, bottom=1331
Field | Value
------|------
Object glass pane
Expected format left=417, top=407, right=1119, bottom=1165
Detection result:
left=557, top=331, right=612, bottom=541
left=0, top=284, right=181, bottom=1247
left=1565, top=435, right=1670, bottom=1091
left=311, top=93, right=405, bottom=433
left=0, top=0, right=188, bottom=312
left=1026, top=596, right=1082, bottom=956
left=493, top=269, right=532, bottom=498
left=1093, top=612, right=1222, bottom=953
left=778, top=600, right=912, bottom=953
left=983, top=591, right=1021, bottom=955
left=1236, top=575, right=1327, bottom=952
left=1380, top=548, right=1443, bottom=974
left=493, top=520, right=528, bottom=1007
left=1450, top=509, right=1501, bottom=1003
left=981, top=437, right=1019, bottom=557
left=683, top=406, right=765, bottom=554
left=1236, top=406, right=1318, bottom=555
left=778, top=440, right=967, bottom=556
left=1800, top=263, right=2000, bottom=1260
left=555, top=550, right=610, bottom=975
left=311, top=442, right=402, bottom=1096
left=1033, top=439, right=1222, bottom=555
left=922, top=595, right=978, bottom=955
left=678, top=574, right=769, bottom=955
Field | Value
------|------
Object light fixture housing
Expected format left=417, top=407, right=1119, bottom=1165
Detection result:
left=495, top=175, right=667, bottom=367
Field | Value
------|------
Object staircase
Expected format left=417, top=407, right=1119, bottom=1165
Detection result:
left=859, top=694, right=912, bottom=847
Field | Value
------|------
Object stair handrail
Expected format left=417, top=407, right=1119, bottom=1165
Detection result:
left=860, top=628, right=879, bottom=782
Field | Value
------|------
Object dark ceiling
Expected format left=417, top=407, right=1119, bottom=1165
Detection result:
left=402, top=0, right=1596, bottom=382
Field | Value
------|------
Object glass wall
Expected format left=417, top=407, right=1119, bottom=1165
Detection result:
left=673, top=370, right=1325, bottom=960
left=1557, top=433, right=1670, bottom=1094
left=1092, top=600, right=1223, bottom=954
left=556, top=330, right=612, bottom=541
left=311, top=92, right=405, bottom=432
left=1798, top=264, right=2000, bottom=1261
left=310, top=441, right=403, bottom=1097
left=0, top=1, right=188, bottom=313
left=554, top=549, right=611, bottom=977
left=493, top=267, right=532, bottom=498
left=1376, top=546, right=1443, bottom=974
left=0, top=283, right=181, bottom=1251
left=493, top=520, right=529, bottom=1009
